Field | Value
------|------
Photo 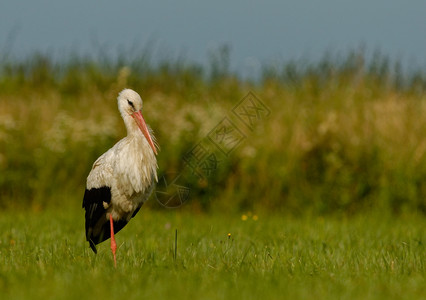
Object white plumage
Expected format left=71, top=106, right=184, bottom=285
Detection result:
left=82, top=89, right=158, bottom=265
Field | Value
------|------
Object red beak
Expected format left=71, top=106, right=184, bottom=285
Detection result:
left=132, top=110, right=158, bottom=155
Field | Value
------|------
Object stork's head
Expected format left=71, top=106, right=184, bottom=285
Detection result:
left=117, top=89, right=158, bottom=155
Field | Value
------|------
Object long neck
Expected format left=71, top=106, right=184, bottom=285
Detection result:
left=120, top=110, right=157, bottom=163
left=122, top=113, right=140, bottom=136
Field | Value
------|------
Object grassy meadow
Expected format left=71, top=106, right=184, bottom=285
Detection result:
left=0, top=208, right=425, bottom=300
left=0, top=50, right=426, bottom=299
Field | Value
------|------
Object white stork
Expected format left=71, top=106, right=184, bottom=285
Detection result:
left=82, top=89, right=158, bottom=267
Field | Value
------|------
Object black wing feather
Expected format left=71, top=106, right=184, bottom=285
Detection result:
left=82, top=187, right=116, bottom=253
left=82, top=186, right=143, bottom=253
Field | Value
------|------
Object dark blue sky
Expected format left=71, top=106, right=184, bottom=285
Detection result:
left=1, top=0, right=425, bottom=74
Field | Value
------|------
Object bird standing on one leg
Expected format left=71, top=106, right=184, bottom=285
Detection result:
left=82, top=89, right=158, bottom=267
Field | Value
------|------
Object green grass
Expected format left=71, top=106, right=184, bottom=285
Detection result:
left=0, top=205, right=425, bottom=299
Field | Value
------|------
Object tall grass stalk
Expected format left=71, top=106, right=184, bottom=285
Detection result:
left=0, top=50, right=426, bottom=214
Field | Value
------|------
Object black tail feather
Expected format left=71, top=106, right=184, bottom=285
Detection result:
left=83, top=186, right=137, bottom=252
left=89, top=239, right=98, bottom=254
left=89, top=218, right=129, bottom=247
left=83, top=187, right=111, bottom=252
left=83, top=186, right=143, bottom=253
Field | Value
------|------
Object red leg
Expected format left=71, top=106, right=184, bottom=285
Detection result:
left=109, top=214, right=117, bottom=268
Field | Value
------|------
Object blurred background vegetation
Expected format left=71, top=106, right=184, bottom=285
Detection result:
left=1, top=47, right=426, bottom=215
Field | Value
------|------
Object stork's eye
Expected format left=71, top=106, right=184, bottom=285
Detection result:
left=127, top=99, right=135, bottom=110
